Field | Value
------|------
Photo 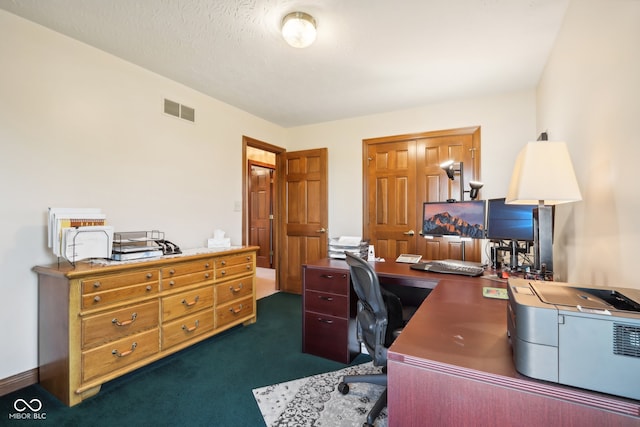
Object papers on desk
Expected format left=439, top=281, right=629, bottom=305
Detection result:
left=328, top=236, right=368, bottom=259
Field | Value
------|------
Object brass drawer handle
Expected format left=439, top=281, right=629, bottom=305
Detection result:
left=230, top=283, right=244, bottom=293
left=318, top=318, right=334, bottom=324
left=112, top=312, right=137, bottom=327
left=112, top=342, right=137, bottom=358
left=319, top=296, right=333, bottom=302
left=320, top=274, right=334, bottom=279
left=182, top=320, right=199, bottom=333
left=229, top=304, right=243, bottom=314
left=182, top=296, right=200, bottom=307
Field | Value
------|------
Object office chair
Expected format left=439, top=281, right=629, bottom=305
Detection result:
left=338, top=252, right=405, bottom=427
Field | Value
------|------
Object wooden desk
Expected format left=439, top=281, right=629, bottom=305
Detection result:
left=388, top=278, right=640, bottom=426
left=301, top=259, right=477, bottom=363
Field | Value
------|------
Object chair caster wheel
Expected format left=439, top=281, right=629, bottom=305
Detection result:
left=337, top=382, right=349, bottom=395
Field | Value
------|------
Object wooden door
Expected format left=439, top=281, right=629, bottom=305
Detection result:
left=278, top=148, right=328, bottom=294
left=364, top=141, right=417, bottom=260
left=415, top=128, right=481, bottom=260
left=364, top=127, right=482, bottom=262
left=249, top=162, right=275, bottom=268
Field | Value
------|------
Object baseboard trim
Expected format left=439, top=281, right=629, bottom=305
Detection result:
left=0, top=369, right=38, bottom=397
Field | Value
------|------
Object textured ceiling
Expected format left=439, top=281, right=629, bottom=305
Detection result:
left=0, top=0, right=569, bottom=127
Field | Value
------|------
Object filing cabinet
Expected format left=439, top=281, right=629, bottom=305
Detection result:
left=302, top=263, right=359, bottom=363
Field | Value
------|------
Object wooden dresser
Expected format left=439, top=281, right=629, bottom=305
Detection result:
left=33, top=246, right=258, bottom=406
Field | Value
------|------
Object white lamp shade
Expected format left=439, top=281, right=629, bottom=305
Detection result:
left=506, top=141, right=582, bottom=205
left=281, top=12, right=317, bottom=48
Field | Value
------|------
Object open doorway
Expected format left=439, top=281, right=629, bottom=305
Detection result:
left=242, top=136, right=284, bottom=297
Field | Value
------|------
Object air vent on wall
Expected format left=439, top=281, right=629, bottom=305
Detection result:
left=163, top=98, right=195, bottom=123
left=613, top=323, right=640, bottom=358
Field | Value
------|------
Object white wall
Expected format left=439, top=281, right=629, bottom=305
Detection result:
left=286, top=91, right=537, bottom=242
left=0, top=11, right=286, bottom=380
left=537, top=0, right=640, bottom=288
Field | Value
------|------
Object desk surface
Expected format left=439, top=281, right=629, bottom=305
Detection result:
left=386, top=274, right=640, bottom=425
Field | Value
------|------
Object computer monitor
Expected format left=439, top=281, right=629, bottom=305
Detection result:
left=422, top=200, right=485, bottom=239
left=486, top=198, right=536, bottom=241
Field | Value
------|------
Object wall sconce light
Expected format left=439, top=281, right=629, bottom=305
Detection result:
left=281, top=12, right=317, bottom=48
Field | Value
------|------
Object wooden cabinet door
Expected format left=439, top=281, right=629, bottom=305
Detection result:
left=364, top=127, right=482, bottom=262
left=279, top=148, right=328, bottom=294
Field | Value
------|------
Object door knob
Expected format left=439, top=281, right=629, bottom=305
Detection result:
left=403, top=230, right=415, bottom=236
left=316, top=227, right=327, bottom=233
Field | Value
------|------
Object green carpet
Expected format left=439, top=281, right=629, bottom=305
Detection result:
left=0, top=293, right=370, bottom=426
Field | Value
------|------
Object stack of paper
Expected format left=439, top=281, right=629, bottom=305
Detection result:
left=328, top=236, right=369, bottom=259
left=48, top=208, right=113, bottom=261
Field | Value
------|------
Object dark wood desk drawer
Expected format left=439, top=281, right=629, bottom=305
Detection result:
left=304, top=268, right=349, bottom=294
left=303, top=311, right=349, bottom=363
left=305, top=289, right=348, bottom=318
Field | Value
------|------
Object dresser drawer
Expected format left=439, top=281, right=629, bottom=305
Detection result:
left=162, top=286, right=214, bottom=323
left=303, top=311, right=349, bottom=362
left=304, top=268, right=349, bottom=295
left=163, top=270, right=213, bottom=290
left=304, top=289, right=349, bottom=318
left=81, top=269, right=159, bottom=294
left=161, top=310, right=214, bottom=349
left=82, top=282, right=159, bottom=310
left=82, top=328, right=159, bottom=382
left=161, top=259, right=213, bottom=279
left=215, top=262, right=254, bottom=280
left=216, top=296, right=254, bottom=328
left=214, top=253, right=255, bottom=269
left=82, top=300, right=159, bottom=349
left=215, top=276, right=253, bottom=306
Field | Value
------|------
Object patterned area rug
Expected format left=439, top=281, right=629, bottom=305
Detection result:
left=252, top=362, right=387, bottom=427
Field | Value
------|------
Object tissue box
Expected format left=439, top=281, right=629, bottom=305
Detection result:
left=207, top=238, right=231, bottom=248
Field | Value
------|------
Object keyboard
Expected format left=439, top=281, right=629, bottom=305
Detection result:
left=410, top=259, right=485, bottom=277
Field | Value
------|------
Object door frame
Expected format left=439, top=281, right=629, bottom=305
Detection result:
left=242, top=136, right=285, bottom=289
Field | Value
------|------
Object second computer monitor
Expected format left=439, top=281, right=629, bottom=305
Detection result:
left=486, top=198, right=537, bottom=241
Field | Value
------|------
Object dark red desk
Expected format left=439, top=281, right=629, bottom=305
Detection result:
left=388, top=277, right=640, bottom=426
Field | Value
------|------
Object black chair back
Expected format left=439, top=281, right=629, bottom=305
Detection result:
left=345, top=252, right=389, bottom=365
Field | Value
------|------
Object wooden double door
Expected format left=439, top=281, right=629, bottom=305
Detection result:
left=363, top=127, right=482, bottom=262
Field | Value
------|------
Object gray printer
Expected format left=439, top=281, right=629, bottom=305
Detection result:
left=507, top=278, right=640, bottom=400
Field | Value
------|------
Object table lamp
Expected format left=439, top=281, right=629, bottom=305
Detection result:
left=505, top=141, right=582, bottom=274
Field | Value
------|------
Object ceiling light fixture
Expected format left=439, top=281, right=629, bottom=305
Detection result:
left=281, top=12, right=317, bottom=48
